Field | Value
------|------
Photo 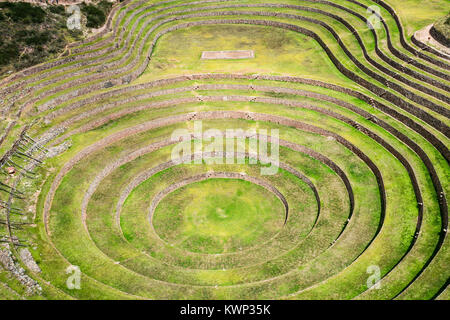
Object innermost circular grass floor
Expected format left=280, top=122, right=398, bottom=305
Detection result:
left=152, top=178, right=286, bottom=254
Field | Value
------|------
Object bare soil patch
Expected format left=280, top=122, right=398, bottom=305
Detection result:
left=201, top=50, right=254, bottom=59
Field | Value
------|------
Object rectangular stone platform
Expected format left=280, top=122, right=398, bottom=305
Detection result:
left=201, top=50, right=255, bottom=60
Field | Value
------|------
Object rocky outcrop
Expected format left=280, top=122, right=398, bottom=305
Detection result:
left=19, top=248, right=41, bottom=274
left=46, top=140, right=72, bottom=158
left=0, top=244, right=42, bottom=295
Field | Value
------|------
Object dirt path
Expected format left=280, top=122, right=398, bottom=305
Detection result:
left=414, top=24, right=450, bottom=56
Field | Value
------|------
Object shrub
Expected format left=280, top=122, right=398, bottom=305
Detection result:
left=16, top=30, right=52, bottom=46
left=48, top=5, right=66, bottom=16
left=98, top=0, right=113, bottom=13
left=430, top=14, right=450, bottom=47
left=0, top=2, right=79, bottom=72
left=0, top=42, right=19, bottom=66
left=0, top=2, right=46, bottom=24
left=81, top=4, right=106, bottom=28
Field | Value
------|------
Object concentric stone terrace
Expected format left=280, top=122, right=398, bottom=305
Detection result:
left=0, top=0, right=448, bottom=300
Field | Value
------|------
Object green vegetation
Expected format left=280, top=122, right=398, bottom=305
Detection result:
left=0, top=2, right=73, bottom=73
left=81, top=1, right=113, bottom=28
left=140, top=25, right=347, bottom=86
left=431, top=14, right=450, bottom=47
left=0, top=2, right=46, bottom=24
left=0, top=0, right=448, bottom=301
left=153, top=178, right=286, bottom=254
left=0, top=1, right=114, bottom=74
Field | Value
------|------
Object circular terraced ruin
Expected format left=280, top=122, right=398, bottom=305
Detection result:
left=0, top=0, right=449, bottom=300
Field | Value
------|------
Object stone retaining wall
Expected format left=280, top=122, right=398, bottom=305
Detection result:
left=3, top=5, right=449, bottom=129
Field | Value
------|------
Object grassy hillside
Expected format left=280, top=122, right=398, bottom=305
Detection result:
left=0, top=0, right=448, bottom=300
left=431, top=14, right=450, bottom=47
left=0, top=1, right=114, bottom=76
